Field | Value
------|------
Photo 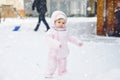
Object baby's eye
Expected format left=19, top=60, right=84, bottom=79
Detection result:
left=58, top=22, right=61, bottom=23
left=62, top=22, right=65, bottom=24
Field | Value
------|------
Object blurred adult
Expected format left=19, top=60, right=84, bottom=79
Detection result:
left=32, top=0, right=50, bottom=31
left=114, top=2, right=120, bottom=37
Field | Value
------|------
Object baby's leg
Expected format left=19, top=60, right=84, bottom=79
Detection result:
left=45, top=55, right=57, bottom=77
left=57, top=58, right=67, bottom=76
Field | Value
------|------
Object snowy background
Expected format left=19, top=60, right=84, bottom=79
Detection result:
left=0, top=17, right=120, bottom=80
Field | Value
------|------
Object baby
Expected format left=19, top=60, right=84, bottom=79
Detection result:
left=45, top=10, right=83, bottom=78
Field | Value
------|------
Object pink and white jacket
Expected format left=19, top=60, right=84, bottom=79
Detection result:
left=45, top=28, right=82, bottom=59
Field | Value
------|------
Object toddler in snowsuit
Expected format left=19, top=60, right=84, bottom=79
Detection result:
left=45, top=10, right=83, bottom=78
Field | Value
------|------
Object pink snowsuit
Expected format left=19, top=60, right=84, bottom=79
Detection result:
left=45, top=28, right=82, bottom=76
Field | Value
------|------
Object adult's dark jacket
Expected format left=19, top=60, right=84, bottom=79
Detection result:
left=115, top=9, right=120, bottom=23
left=32, top=0, right=47, bottom=14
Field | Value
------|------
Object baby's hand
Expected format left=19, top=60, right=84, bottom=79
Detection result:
left=78, top=43, right=83, bottom=47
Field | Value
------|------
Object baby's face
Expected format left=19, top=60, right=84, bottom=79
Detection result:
left=54, top=18, right=66, bottom=28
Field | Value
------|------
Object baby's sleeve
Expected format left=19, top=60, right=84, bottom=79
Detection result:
left=68, top=33, right=83, bottom=46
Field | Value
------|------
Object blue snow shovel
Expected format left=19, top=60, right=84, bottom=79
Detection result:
left=13, top=25, right=20, bottom=31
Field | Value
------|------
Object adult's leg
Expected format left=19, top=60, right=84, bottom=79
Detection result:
left=117, top=23, right=120, bottom=37
left=42, top=14, right=50, bottom=31
left=34, top=14, right=42, bottom=31
left=117, top=23, right=120, bottom=31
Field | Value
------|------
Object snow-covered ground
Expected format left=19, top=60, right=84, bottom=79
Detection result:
left=0, top=17, right=120, bottom=80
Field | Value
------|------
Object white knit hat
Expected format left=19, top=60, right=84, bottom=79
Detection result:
left=51, top=10, right=67, bottom=26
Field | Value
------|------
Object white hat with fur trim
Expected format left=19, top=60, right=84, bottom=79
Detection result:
left=51, top=10, right=67, bottom=26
